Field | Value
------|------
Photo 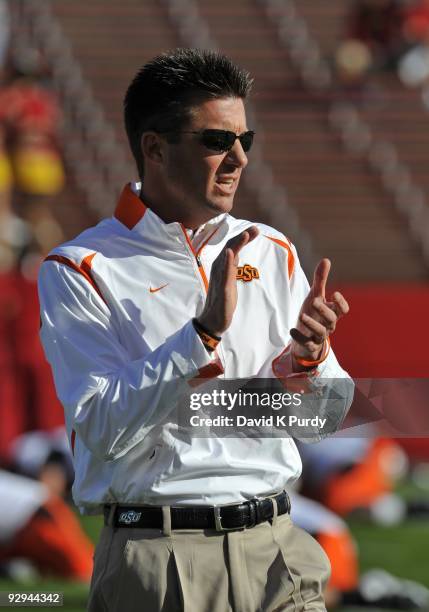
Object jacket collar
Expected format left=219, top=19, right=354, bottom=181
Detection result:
left=114, top=182, right=230, bottom=250
left=114, top=183, right=147, bottom=230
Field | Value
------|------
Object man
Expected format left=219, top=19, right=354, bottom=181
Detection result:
left=38, top=49, right=353, bottom=612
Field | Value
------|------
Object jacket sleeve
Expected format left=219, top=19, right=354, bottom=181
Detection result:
left=38, top=260, right=220, bottom=461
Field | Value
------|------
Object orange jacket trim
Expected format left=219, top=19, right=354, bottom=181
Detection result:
left=188, top=359, right=225, bottom=387
left=114, top=184, right=147, bottom=230
left=264, top=235, right=295, bottom=279
left=179, top=226, right=224, bottom=383
left=43, top=253, right=107, bottom=305
left=196, top=227, right=220, bottom=257
left=271, top=344, right=317, bottom=393
left=180, top=224, right=209, bottom=292
left=294, top=337, right=331, bottom=368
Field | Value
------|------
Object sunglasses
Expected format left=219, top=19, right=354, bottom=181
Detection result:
left=161, top=129, right=255, bottom=153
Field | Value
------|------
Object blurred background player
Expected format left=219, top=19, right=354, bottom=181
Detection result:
left=290, top=491, right=429, bottom=610
left=0, top=468, right=93, bottom=582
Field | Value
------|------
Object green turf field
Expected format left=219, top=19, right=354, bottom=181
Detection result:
left=0, top=512, right=427, bottom=611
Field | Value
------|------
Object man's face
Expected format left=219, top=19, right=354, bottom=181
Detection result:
left=161, top=97, right=249, bottom=226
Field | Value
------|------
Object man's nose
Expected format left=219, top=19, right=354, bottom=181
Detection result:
left=225, top=140, right=248, bottom=169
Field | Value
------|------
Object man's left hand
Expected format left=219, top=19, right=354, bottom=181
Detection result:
left=290, top=258, right=349, bottom=367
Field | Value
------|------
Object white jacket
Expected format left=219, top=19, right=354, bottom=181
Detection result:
left=38, top=183, right=353, bottom=514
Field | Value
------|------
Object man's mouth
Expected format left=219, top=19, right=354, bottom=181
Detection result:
left=214, top=176, right=238, bottom=195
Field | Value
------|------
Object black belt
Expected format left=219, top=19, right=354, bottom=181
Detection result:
left=104, top=490, right=290, bottom=532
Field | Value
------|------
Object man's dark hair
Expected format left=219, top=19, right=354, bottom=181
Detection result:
left=124, top=48, right=253, bottom=179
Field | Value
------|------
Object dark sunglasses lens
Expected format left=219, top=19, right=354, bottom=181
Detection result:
left=201, top=130, right=254, bottom=152
left=239, top=131, right=254, bottom=152
left=202, top=130, right=235, bottom=152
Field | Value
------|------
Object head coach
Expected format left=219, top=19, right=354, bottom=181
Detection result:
left=38, top=48, right=353, bottom=612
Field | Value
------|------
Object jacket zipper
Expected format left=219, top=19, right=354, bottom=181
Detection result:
left=179, top=224, right=225, bottom=375
left=180, top=225, right=210, bottom=292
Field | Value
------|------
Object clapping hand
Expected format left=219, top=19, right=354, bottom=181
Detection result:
left=290, top=259, right=349, bottom=366
left=197, top=226, right=260, bottom=336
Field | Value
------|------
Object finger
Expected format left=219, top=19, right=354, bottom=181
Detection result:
left=326, top=294, right=349, bottom=319
left=311, top=298, right=337, bottom=331
left=332, top=291, right=350, bottom=316
left=245, top=225, right=259, bottom=242
left=300, top=313, right=327, bottom=344
left=312, top=258, right=331, bottom=300
left=290, top=327, right=310, bottom=345
left=223, top=248, right=237, bottom=290
left=229, top=231, right=249, bottom=263
left=290, top=328, right=323, bottom=354
left=226, top=226, right=259, bottom=259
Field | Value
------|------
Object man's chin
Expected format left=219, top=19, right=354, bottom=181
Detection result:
left=206, top=193, right=235, bottom=216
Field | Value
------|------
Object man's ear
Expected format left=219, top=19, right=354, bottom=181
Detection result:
left=141, top=132, right=164, bottom=165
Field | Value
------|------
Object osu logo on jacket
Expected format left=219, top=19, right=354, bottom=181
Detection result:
left=236, top=264, right=259, bottom=282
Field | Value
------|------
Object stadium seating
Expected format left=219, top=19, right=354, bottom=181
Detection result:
left=24, top=0, right=429, bottom=280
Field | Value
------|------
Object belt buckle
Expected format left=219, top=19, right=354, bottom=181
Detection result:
left=248, top=497, right=262, bottom=527
left=214, top=507, right=242, bottom=532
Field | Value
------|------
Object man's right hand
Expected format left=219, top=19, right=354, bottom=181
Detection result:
left=196, top=226, right=259, bottom=336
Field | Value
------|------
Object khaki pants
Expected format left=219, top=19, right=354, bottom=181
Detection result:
left=87, top=509, right=330, bottom=612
